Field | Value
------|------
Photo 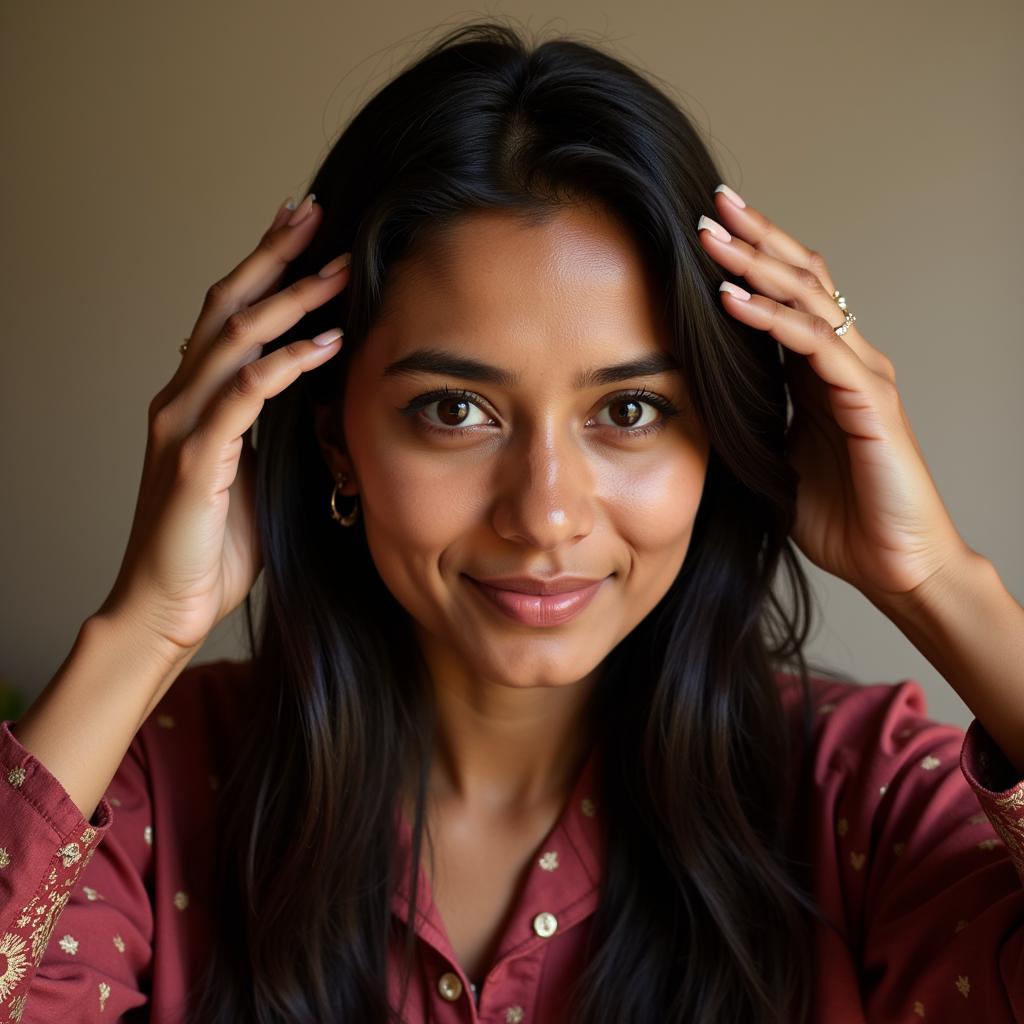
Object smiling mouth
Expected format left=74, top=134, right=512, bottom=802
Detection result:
left=464, top=574, right=609, bottom=627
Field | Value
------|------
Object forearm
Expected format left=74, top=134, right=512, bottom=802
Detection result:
left=11, top=612, right=196, bottom=821
left=867, top=551, right=1024, bottom=776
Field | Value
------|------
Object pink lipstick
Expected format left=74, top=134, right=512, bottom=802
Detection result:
left=465, top=575, right=608, bottom=627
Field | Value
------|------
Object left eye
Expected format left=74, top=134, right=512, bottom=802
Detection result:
left=592, top=397, right=660, bottom=430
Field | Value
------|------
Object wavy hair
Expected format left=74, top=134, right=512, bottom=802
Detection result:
left=186, top=19, right=849, bottom=1023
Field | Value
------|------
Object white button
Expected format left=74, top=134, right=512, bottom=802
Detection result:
left=437, top=971, right=463, bottom=1001
left=532, top=911, right=558, bottom=937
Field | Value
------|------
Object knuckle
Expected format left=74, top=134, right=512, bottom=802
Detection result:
left=812, top=314, right=838, bottom=341
left=148, top=396, right=177, bottom=439
left=806, top=249, right=829, bottom=277
left=203, top=277, right=232, bottom=311
left=222, top=307, right=255, bottom=342
left=796, top=266, right=823, bottom=293
left=877, top=353, right=897, bottom=383
left=230, top=360, right=265, bottom=399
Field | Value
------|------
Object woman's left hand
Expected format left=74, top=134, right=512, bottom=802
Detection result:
left=697, top=185, right=974, bottom=604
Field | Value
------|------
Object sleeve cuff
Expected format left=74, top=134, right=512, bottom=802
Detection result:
left=960, top=717, right=1024, bottom=885
left=1, top=719, right=114, bottom=839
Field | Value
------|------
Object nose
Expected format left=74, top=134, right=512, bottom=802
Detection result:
left=489, top=420, right=595, bottom=550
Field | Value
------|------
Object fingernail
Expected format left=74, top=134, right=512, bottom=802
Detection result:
left=287, top=192, right=316, bottom=226
left=698, top=215, right=731, bottom=243
left=719, top=280, right=751, bottom=301
left=313, top=327, right=345, bottom=346
left=270, top=196, right=295, bottom=229
left=318, top=252, right=351, bottom=278
left=714, top=183, right=747, bottom=209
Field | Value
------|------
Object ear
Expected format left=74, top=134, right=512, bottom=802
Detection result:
left=311, top=402, right=358, bottom=492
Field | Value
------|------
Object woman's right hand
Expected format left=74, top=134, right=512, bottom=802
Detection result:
left=96, top=193, right=350, bottom=658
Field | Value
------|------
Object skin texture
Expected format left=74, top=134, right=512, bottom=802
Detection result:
left=313, top=202, right=710, bottom=821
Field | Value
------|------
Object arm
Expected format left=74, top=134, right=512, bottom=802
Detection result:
left=867, top=552, right=1024, bottom=777
left=1, top=613, right=193, bottom=1018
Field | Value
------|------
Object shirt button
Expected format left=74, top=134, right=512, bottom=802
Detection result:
left=532, top=911, right=558, bottom=937
left=437, top=971, right=464, bottom=1001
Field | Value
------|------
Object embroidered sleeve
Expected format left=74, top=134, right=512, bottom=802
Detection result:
left=0, top=719, right=153, bottom=1020
left=814, top=680, right=1024, bottom=1022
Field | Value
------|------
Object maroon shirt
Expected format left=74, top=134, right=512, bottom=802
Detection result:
left=1, top=658, right=1022, bottom=1022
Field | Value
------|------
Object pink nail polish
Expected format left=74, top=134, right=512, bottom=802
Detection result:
left=287, top=192, right=316, bottom=226
left=714, top=183, right=747, bottom=209
left=697, top=214, right=732, bottom=244
left=719, top=281, right=751, bottom=301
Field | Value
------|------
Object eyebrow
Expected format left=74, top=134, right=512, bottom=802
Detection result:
left=382, top=347, right=681, bottom=389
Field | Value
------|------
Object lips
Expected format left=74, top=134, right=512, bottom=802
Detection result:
left=468, top=575, right=607, bottom=595
left=465, top=574, right=610, bottom=627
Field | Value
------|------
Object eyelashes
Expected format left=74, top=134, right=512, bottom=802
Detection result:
left=399, top=384, right=682, bottom=439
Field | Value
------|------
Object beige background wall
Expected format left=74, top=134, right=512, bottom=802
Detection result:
left=2, top=1, right=1020, bottom=730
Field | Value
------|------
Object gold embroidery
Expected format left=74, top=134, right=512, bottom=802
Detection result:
left=144, top=825, right=153, bottom=846
left=156, top=713, right=175, bottom=728
left=977, top=838, right=1001, bottom=851
left=57, top=842, right=81, bottom=869
left=6, top=767, right=26, bottom=788
left=580, top=797, right=596, bottom=817
left=113, top=933, right=125, bottom=953
left=913, top=1000, right=925, bottom=1017
left=506, top=1007, right=525, bottom=1023
left=836, top=818, right=848, bottom=837
left=8, top=992, right=27, bottom=1022
left=173, top=891, right=190, bottom=910
left=98, top=980, right=111, bottom=1010
left=955, top=975, right=970, bottom=997
left=968, top=813, right=988, bottom=825
left=817, top=703, right=837, bottom=715
left=81, top=826, right=97, bottom=844
left=82, top=886, right=101, bottom=901
left=538, top=851, right=559, bottom=871
left=0, top=932, right=30, bottom=999
left=0, top=848, right=10, bottom=868
left=30, top=890, right=70, bottom=965
left=879, top=784, right=888, bottom=796
left=920, top=756, right=941, bottom=771
left=58, top=934, right=79, bottom=955
left=109, top=796, right=122, bottom=807
left=849, top=851, right=866, bottom=871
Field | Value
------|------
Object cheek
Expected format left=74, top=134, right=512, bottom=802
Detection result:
left=604, top=439, right=709, bottom=555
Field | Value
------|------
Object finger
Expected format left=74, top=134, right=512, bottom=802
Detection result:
left=711, top=188, right=836, bottom=293
left=181, top=331, right=345, bottom=494
left=718, top=283, right=894, bottom=438
left=179, top=193, right=323, bottom=367
left=698, top=216, right=892, bottom=379
left=171, top=253, right=352, bottom=432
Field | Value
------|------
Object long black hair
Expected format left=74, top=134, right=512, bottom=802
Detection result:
left=187, top=18, right=849, bottom=1022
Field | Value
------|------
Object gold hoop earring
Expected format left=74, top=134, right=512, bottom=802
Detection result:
left=329, top=472, right=360, bottom=527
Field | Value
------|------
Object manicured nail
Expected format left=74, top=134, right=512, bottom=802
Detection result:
left=318, top=252, right=351, bottom=278
left=714, top=183, right=747, bottom=209
left=719, top=281, right=751, bottom=301
left=697, top=214, right=731, bottom=243
left=287, top=192, right=316, bottom=226
left=270, top=196, right=295, bottom=229
left=313, top=327, right=345, bottom=346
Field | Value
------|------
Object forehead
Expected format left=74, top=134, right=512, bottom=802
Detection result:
left=362, top=203, right=670, bottom=373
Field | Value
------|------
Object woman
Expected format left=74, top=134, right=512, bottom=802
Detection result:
left=2, top=20, right=1022, bottom=1024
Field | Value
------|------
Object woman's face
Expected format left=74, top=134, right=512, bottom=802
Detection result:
left=315, top=202, right=711, bottom=691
